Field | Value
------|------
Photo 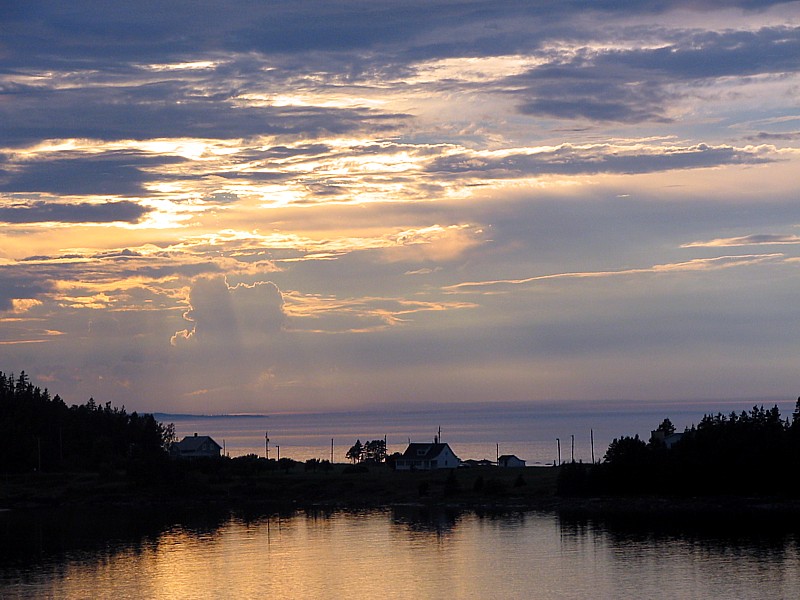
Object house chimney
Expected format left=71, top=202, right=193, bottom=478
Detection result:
left=194, top=432, right=197, bottom=437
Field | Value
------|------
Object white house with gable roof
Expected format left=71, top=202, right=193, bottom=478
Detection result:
left=395, top=441, right=460, bottom=470
left=170, top=433, right=222, bottom=459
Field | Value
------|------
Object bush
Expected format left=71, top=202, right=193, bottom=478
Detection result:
left=342, top=464, right=369, bottom=474
left=418, top=481, right=430, bottom=497
left=444, top=470, right=460, bottom=496
left=483, top=478, right=508, bottom=496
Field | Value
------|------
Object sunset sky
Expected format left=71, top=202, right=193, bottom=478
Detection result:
left=2, top=1, right=799, bottom=414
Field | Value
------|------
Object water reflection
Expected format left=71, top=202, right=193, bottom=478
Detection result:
left=559, top=511, right=800, bottom=599
left=2, top=506, right=800, bottom=599
left=391, top=505, right=461, bottom=537
left=559, top=509, right=800, bottom=555
left=0, top=506, right=223, bottom=566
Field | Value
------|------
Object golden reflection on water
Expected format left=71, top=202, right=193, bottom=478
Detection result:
left=4, top=509, right=800, bottom=599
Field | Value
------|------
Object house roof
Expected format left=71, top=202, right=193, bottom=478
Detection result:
left=401, top=442, right=456, bottom=461
left=174, top=435, right=222, bottom=451
left=498, top=454, right=523, bottom=461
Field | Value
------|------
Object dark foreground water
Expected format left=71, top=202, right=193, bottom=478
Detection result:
left=2, top=506, right=800, bottom=599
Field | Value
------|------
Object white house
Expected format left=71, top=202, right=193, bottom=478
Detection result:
left=395, top=442, right=460, bottom=470
left=497, top=454, right=526, bottom=468
left=170, top=433, right=222, bottom=459
left=650, top=430, right=684, bottom=449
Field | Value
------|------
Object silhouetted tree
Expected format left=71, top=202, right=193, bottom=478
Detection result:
left=603, top=434, right=648, bottom=467
left=0, top=370, right=173, bottom=474
left=363, top=439, right=387, bottom=463
left=560, top=403, right=800, bottom=498
left=345, top=439, right=387, bottom=463
left=346, top=440, right=363, bottom=463
left=655, top=418, right=675, bottom=436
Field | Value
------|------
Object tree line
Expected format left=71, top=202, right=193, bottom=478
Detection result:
left=559, top=402, right=800, bottom=497
left=345, top=439, right=387, bottom=463
left=0, top=371, right=174, bottom=474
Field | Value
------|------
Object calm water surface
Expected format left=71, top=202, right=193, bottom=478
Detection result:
left=3, top=507, right=799, bottom=599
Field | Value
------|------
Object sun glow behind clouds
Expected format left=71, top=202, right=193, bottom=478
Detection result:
left=141, top=60, right=221, bottom=71
left=408, top=55, right=549, bottom=84
left=242, top=93, right=389, bottom=110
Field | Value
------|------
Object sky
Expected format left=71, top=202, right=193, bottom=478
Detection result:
left=1, top=1, right=799, bottom=415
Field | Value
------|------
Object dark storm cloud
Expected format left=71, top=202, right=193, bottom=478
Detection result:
left=0, top=276, right=53, bottom=311
left=427, top=144, right=772, bottom=178
left=0, top=84, right=407, bottom=145
left=0, top=2, right=550, bottom=68
left=607, top=27, right=800, bottom=79
left=2, top=3, right=797, bottom=144
left=511, top=60, right=674, bottom=122
left=0, top=152, right=186, bottom=196
left=92, top=249, right=143, bottom=259
left=0, top=200, right=150, bottom=223
left=13, top=252, right=227, bottom=284
left=3, top=1, right=795, bottom=68
left=751, top=131, right=800, bottom=141
left=260, top=145, right=333, bottom=159
left=509, top=25, right=800, bottom=122
left=126, top=262, right=226, bottom=280
left=211, top=171, right=291, bottom=182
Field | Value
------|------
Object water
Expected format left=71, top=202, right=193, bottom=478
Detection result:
left=158, top=399, right=793, bottom=465
left=3, top=507, right=800, bottom=599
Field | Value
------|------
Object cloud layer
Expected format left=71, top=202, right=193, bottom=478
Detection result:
left=1, top=1, right=799, bottom=413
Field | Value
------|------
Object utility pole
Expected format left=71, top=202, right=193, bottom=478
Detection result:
left=590, top=429, right=595, bottom=464
left=331, top=438, right=334, bottom=463
left=556, top=438, right=561, bottom=466
left=277, top=445, right=280, bottom=461
left=265, top=431, right=269, bottom=460
left=496, top=443, right=499, bottom=464
left=571, top=435, right=574, bottom=463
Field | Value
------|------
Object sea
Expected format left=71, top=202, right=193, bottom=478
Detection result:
left=158, top=397, right=794, bottom=465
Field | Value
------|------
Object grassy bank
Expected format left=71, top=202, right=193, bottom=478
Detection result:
left=8, top=464, right=800, bottom=524
left=0, top=464, right=559, bottom=511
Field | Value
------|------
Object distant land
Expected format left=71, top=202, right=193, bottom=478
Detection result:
left=155, top=413, right=270, bottom=419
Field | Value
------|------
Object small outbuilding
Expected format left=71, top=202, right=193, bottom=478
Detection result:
left=170, top=433, right=222, bottom=459
left=497, top=454, right=526, bottom=468
left=395, top=442, right=460, bottom=470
